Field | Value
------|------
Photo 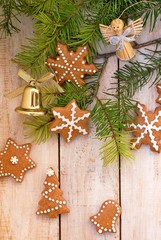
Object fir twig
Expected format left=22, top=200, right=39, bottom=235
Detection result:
left=0, top=0, right=22, bottom=36
left=23, top=62, right=102, bottom=143
left=13, top=0, right=161, bottom=75
left=113, top=46, right=161, bottom=97
left=92, top=43, right=161, bottom=164
left=91, top=96, right=134, bottom=165
left=23, top=115, right=53, bottom=144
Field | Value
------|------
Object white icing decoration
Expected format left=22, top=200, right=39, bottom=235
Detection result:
left=36, top=175, right=68, bottom=215
left=46, top=44, right=96, bottom=86
left=0, top=139, right=36, bottom=182
left=46, top=168, right=54, bottom=177
left=129, top=103, right=161, bottom=151
left=90, top=200, right=120, bottom=233
left=51, top=101, right=90, bottom=142
left=10, top=156, right=19, bottom=164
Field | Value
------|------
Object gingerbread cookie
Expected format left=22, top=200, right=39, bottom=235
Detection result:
left=0, top=138, right=36, bottom=182
left=90, top=200, right=121, bottom=234
left=45, top=42, right=98, bottom=87
left=50, top=99, right=91, bottom=143
left=156, top=84, right=161, bottom=104
left=36, top=167, right=70, bottom=218
left=129, top=102, right=161, bottom=152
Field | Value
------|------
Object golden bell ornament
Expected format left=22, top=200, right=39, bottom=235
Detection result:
left=15, top=80, right=46, bottom=116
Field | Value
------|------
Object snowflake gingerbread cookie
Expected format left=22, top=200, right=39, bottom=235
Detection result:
left=45, top=42, right=98, bottom=87
left=90, top=200, right=121, bottom=234
left=129, top=102, right=161, bottom=152
left=36, top=167, right=69, bottom=218
left=0, top=138, right=36, bottom=182
left=50, top=99, right=91, bottom=143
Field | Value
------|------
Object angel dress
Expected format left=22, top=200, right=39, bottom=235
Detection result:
left=100, top=18, right=143, bottom=61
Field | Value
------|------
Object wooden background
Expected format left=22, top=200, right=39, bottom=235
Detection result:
left=0, top=16, right=161, bottom=240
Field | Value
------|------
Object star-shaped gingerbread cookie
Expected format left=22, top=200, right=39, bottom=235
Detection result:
left=129, top=102, right=161, bottom=152
left=0, top=138, right=36, bottom=182
left=46, top=42, right=98, bottom=87
left=50, top=99, right=91, bottom=143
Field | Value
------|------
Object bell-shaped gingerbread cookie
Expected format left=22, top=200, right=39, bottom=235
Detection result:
left=90, top=200, right=121, bottom=234
left=156, top=84, right=161, bottom=104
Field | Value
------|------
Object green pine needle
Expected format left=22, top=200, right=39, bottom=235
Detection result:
left=23, top=115, right=53, bottom=144
left=99, top=133, right=134, bottom=166
left=1, top=0, right=161, bottom=164
left=11, top=0, right=161, bottom=74
left=41, top=80, right=64, bottom=107
left=0, top=0, right=22, bottom=36
left=91, top=97, right=134, bottom=165
left=113, top=45, right=161, bottom=98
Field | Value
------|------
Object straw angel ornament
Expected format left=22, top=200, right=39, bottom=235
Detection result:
left=99, top=18, right=143, bottom=61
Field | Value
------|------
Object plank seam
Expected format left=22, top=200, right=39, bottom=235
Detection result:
left=118, top=59, right=122, bottom=240
left=58, top=134, right=61, bottom=240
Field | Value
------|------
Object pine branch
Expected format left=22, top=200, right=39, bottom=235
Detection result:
left=1, top=0, right=160, bottom=163
left=23, top=59, right=102, bottom=144
left=0, top=0, right=22, bottom=36
left=23, top=83, right=97, bottom=143
left=45, top=81, right=98, bottom=111
left=126, top=1, right=161, bottom=31
left=23, top=84, right=91, bottom=143
left=92, top=43, right=161, bottom=164
left=99, top=133, right=134, bottom=165
left=13, top=0, right=161, bottom=75
left=113, top=46, right=161, bottom=98
left=41, top=80, right=64, bottom=107
left=23, top=115, right=53, bottom=144
left=105, top=45, right=161, bottom=127
left=14, top=1, right=88, bottom=76
left=91, top=97, right=134, bottom=165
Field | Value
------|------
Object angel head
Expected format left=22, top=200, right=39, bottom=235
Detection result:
left=111, top=18, right=124, bottom=35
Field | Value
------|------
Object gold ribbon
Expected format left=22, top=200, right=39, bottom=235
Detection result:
left=5, top=69, right=62, bottom=99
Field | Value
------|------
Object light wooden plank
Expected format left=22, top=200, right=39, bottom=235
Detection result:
left=60, top=56, right=121, bottom=240
left=0, top=16, right=59, bottom=240
left=121, top=20, right=161, bottom=240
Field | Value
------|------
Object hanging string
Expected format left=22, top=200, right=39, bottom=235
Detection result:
left=118, top=1, right=157, bottom=19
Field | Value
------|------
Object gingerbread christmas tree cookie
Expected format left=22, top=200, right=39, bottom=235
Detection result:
left=46, top=42, right=98, bottom=87
left=0, top=138, right=36, bottom=182
left=90, top=200, right=121, bottom=234
left=36, top=167, right=69, bottom=218
left=50, top=99, right=91, bottom=143
left=129, top=102, right=161, bottom=152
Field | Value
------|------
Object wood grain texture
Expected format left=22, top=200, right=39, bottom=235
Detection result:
left=60, top=56, right=120, bottom=240
left=120, top=21, right=161, bottom=240
left=0, top=14, right=161, bottom=240
left=0, top=16, right=59, bottom=240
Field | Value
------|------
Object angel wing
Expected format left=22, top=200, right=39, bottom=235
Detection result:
left=127, top=18, right=143, bottom=36
left=99, top=24, right=116, bottom=42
